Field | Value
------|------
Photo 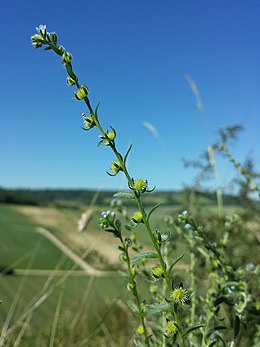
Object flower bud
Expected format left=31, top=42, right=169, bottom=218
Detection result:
left=31, top=34, right=43, bottom=48
left=149, top=284, right=157, bottom=293
left=165, top=320, right=178, bottom=337
left=82, top=115, right=95, bottom=130
left=49, top=32, right=58, bottom=45
left=133, top=179, right=148, bottom=193
left=106, top=132, right=116, bottom=141
left=132, top=211, right=144, bottom=224
left=137, top=325, right=144, bottom=336
left=111, top=161, right=122, bottom=174
left=62, top=52, right=73, bottom=64
left=170, top=287, right=189, bottom=304
left=152, top=266, right=164, bottom=279
left=75, top=85, right=89, bottom=100
left=66, top=76, right=76, bottom=86
left=36, top=25, right=47, bottom=39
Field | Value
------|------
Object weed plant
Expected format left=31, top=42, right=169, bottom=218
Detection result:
left=29, top=26, right=260, bottom=346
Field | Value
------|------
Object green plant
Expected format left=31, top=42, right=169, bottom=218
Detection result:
left=31, top=25, right=260, bottom=346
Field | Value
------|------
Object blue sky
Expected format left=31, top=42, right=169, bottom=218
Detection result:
left=0, top=0, right=259, bottom=191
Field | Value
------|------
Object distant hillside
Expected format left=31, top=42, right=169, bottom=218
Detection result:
left=0, top=187, right=258, bottom=209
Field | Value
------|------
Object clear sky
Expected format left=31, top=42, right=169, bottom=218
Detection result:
left=0, top=0, right=259, bottom=192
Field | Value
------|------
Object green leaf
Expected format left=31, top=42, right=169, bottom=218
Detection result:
left=94, top=101, right=101, bottom=119
left=234, top=315, right=240, bottom=338
left=206, top=326, right=227, bottom=338
left=183, top=324, right=204, bottom=337
left=110, top=125, right=116, bottom=136
left=123, top=144, right=132, bottom=166
left=208, top=340, right=217, bottom=347
left=168, top=253, right=185, bottom=274
left=112, top=245, right=124, bottom=251
left=147, top=202, right=163, bottom=221
left=130, top=251, right=158, bottom=263
left=145, top=302, right=171, bottom=315
left=81, top=126, right=92, bottom=131
left=117, top=270, right=129, bottom=279
left=127, top=300, right=139, bottom=314
left=113, top=192, right=135, bottom=199
left=214, top=296, right=226, bottom=307
left=115, top=219, right=122, bottom=231
left=98, top=139, right=110, bottom=146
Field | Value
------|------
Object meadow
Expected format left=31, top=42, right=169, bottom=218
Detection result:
left=1, top=189, right=259, bottom=346
left=0, top=203, right=132, bottom=346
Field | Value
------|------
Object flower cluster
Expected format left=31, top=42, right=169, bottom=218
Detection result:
left=129, top=178, right=155, bottom=194
left=165, top=319, right=178, bottom=337
left=170, top=286, right=189, bottom=305
left=99, top=210, right=115, bottom=229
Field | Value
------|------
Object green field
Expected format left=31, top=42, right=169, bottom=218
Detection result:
left=0, top=204, right=133, bottom=346
left=1, top=192, right=259, bottom=346
left=0, top=204, right=77, bottom=270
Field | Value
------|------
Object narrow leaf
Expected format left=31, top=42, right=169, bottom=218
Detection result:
left=94, top=101, right=101, bottom=119
left=206, top=326, right=227, bottom=338
left=168, top=253, right=185, bottom=274
left=112, top=245, right=124, bottom=251
left=123, top=144, right=133, bottom=166
left=234, top=315, right=240, bottom=338
left=113, top=192, right=135, bottom=199
left=145, top=303, right=171, bottom=315
left=214, top=296, right=226, bottom=307
left=130, top=251, right=158, bottom=263
left=147, top=202, right=163, bottom=221
left=208, top=340, right=217, bottom=347
left=183, top=324, right=204, bottom=337
left=98, top=139, right=110, bottom=146
left=117, top=270, right=130, bottom=279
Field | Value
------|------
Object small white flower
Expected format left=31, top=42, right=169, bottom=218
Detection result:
left=36, top=25, right=47, bottom=38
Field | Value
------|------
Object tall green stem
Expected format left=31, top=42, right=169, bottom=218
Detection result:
left=119, top=235, right=151, bottom=346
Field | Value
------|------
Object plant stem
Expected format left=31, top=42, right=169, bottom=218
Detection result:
left=48, top=45, right=185, bottom=346
left=119, top=235, right=151, bottom=346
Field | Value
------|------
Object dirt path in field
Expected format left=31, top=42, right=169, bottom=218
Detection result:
left=36, top=227, right=115, bottom=277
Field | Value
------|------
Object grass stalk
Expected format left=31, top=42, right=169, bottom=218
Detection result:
left=49, top=284, right=64, bottom=347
